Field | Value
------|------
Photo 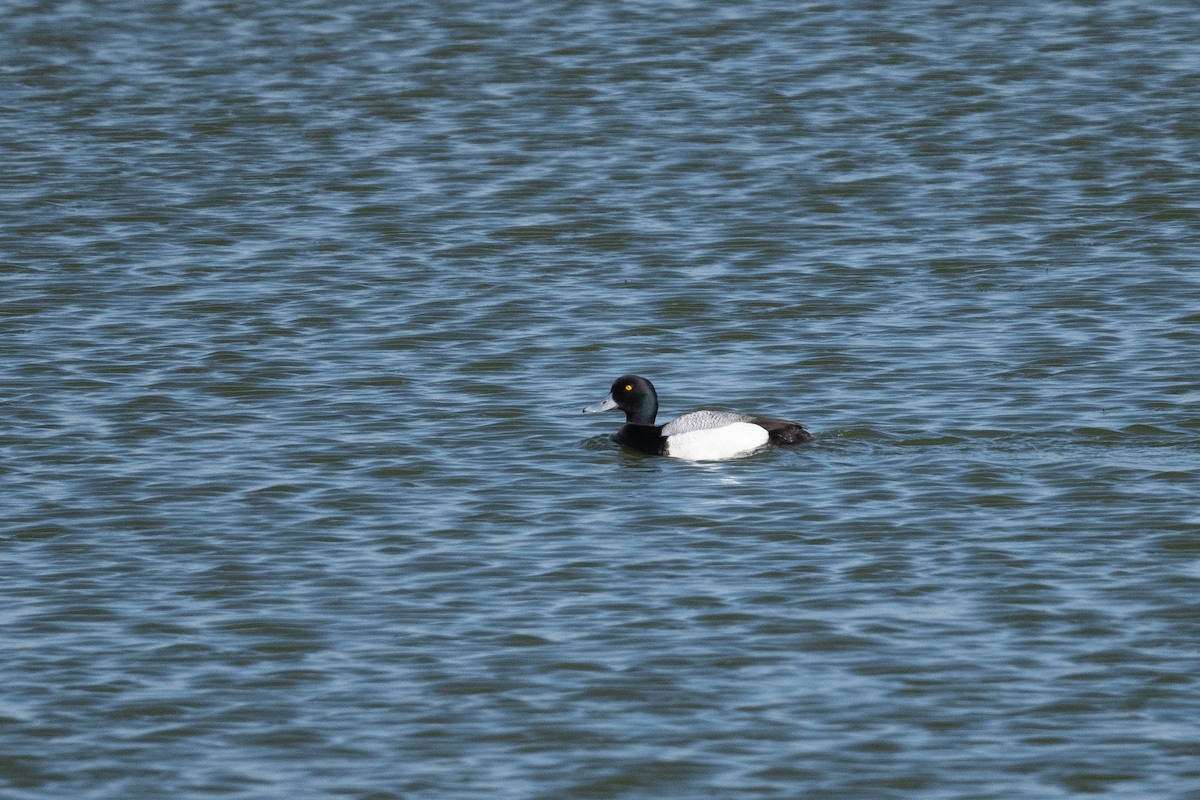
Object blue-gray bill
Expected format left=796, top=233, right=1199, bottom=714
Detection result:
left=583, top=394, right=618, bottom=413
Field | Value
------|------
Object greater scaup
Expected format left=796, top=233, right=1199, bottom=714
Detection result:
left=583, top=374, right=814, bottom=461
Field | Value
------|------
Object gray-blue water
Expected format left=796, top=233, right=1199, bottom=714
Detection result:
left=3, top=2, right=1199, bottom=798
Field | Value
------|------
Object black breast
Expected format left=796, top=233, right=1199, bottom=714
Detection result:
left=614, top=424, right=668, bottom=455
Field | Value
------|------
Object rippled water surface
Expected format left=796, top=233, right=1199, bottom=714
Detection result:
left=3, top=1, right=1199, bottom=798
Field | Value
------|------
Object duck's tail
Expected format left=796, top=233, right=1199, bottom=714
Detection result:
left=750, top=416, right=816, bottom=445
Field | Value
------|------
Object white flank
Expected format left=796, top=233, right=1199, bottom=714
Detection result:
left=664, top=422, right=769, bottom=461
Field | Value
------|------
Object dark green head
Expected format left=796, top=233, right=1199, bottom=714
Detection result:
left=583, top=374, right=659, bottom=426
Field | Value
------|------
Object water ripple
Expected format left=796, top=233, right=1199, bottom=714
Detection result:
left=3, top=1, right=1200, bottom=798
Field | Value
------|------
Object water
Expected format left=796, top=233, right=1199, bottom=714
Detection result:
left=3, top=1, right=1199, bottom=798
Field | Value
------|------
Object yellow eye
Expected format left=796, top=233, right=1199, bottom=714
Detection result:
left=625, top=384, right=633, bottom=391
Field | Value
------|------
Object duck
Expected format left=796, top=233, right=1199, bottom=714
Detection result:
left=583, top=374, right=813, bottom=461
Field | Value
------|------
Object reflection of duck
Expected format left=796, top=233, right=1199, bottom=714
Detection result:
left=584, top=374, right=814, bottom=461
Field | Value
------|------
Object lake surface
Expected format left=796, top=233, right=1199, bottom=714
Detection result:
left=3, top=1, right=1199, bottom=798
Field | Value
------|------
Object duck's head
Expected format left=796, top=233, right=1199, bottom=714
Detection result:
left=583, top=374, right=659, bottom=426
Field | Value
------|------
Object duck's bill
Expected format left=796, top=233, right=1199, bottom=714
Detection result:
left=583, top=394, right=618, bottom=413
